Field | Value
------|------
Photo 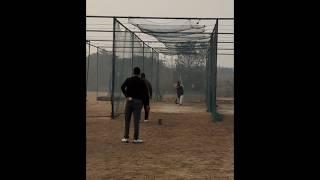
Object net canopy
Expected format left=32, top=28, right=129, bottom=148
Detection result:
left=128, top=18, right=213, bottom=55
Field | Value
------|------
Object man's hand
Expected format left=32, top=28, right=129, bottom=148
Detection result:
left=127, top=97, right=133, bottom=101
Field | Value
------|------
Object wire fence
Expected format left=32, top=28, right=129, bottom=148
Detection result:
left=86, top=16, right=233, bottom=121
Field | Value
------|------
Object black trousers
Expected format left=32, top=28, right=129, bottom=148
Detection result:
left=124, top=99, right=143, bottom=140
left=143, top=104, right=149, bottom=120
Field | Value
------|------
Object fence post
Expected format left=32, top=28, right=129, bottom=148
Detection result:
left=111, top=17, right=116, bottom=119
left=96, top=47, right=99, bottom=97
left=86, top=41, right=91, bottom=100
left=131, top=34, right=134, bottom=73
left=142, top=43, right=145, bottom=72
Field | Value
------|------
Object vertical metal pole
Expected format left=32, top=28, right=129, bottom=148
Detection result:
left=86, top=41, right=91, bottom=100
left=209, top=36, right=213, bottom=113
left=207, top=51, right=210, bottom=111
left=131, top=34, right=134, bottom=73
left=96, top=47, right=99, bottom=97
left=151, top=50, right=153, bottom=85
left=111, top=17, right=116, bottom=119
left=213, top=19, right=221, bottom=121
left=151, top=50, right=154, bottom=101
left=206, top=50, right=209, bottom=112
left=213, top=20, right=218, bottom=114
left=156, top=55, right=160, bottom=101
left=142, top=43, right=145, bottom=72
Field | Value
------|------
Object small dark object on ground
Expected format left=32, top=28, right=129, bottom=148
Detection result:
left=96, top=96, right=111, bottom=101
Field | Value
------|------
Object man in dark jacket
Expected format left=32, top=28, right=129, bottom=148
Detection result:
left=176, top=81, right=184, bottom=105
left=141, top=73, right=152, bottom=122
left=120, top=67, right=149, bottom=143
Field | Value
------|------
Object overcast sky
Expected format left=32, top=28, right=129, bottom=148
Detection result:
left=87, top=0, right=234, bottom=68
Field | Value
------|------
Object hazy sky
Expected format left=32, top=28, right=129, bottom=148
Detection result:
left=87, top=0, right=234, bottom=68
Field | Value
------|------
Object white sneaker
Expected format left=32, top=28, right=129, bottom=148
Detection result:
left=121, top=138, right=129, bottom=143
left=133, top=139, right=143, bottom=143
left=144, top=119, right=149, bottom=122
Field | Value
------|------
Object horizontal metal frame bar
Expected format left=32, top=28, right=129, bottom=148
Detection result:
left=98, top=46, right=233, bottom=50
left=218, top=53, right=234, bottom=55
left=100, top=50, right=233, bottom=53
left=87, top=29, right=233, bottom=35
left=87, top=39, right=233, bottom=44
left=85, top=42, right=109, bottom=53
left=87, top=15, right=234, bottom=20
left=87, top=50, right=231, bottom=53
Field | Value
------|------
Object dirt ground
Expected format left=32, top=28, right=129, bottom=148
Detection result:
left=86, top=94, right=234, bottom=180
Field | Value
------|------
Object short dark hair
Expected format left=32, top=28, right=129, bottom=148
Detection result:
left=133, top=67, right=140, bottom=75
left=141, top=73, right=145, bottom=78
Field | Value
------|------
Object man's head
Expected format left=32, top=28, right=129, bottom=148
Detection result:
left=133, top=67, right=140, bottom=76
left=177, top=81, right=180, bottom=85
left=141, top=73, right=145, bottom=79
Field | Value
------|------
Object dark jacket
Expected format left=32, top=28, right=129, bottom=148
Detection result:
left=121, top=76, right=149, bottom=105
left=142, top=79, right=152, bottom=98
left=176, top=85, right=184, bottom=96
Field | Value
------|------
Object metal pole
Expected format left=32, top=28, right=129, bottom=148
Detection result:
left=156, top=55, right=160, bottom=101
left=111, top=17, right=116, bottom=119
left=151, top=50, right=153, bottom=86
left=86, top=41, right=91, bottom=100
left=206, top=50, right=209, bottom=111
left=214, top=20, right=218, bottom=115
left=96, top=48, right=99, bottom=97
left=213, top=19, right=222, bottom=121
left=142, top=43, right=145, bottom=72
left=210, top=33, right=213, bottom=113
left=131, top=33, right=134, bottom=73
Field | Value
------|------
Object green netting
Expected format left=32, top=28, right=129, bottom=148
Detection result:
left=128, top=18, right=211, bottom=55
left=86, top=42, right=113, bottom=116
left=206, top=23, right=222, bottom=121
left=86, top=45, right=95, bottom=99
left=96, top=51, right=113, bottom=100
left=127, top=18, right=223, bottom=120
left=142, top=46, right=153, bottom=83
left=151, top=50, right=159, bottom=100
left=86, top=17, right=233, bottom=121
left=158, top=60, right=175, bottom=97
left=113, top=20, right=133, bottom=116
left=128, top=19, right=206, bottom=33
left=112, top=19, right=162, bottom=117
left=131, top=35, right=143, bottom=71
left=85, top=18, right=229, bottom=121
left=86, top=44, right=113, bottom=97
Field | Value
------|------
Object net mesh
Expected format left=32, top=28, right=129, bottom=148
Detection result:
left=206, top=24, right=222, bottom=120
left=86, top=17, right=233, bottom=121
left=113, top=21, right=133, bottom=116
left=86, top=42, right=113, bottom=116
left=86, top=43, right=113, bottom=98
left=127, top=18, right=223, bottom=120
left=112, top=19, right=162, bottom=117
left=128, top=18, right=211, bottom=55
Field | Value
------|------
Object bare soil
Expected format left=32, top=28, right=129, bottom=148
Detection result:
left=87, top=93, right=234, bottom=180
